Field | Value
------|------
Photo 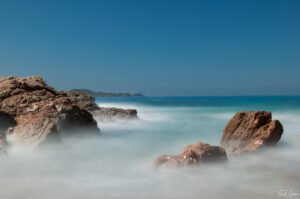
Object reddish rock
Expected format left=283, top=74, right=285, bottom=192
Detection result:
left=154, top=142, right=227, bottom=168
left=220, top=111, right=283, bottom=155
left=154, top=155, right=184, bottom=167
left=183, top=142, right=228, bottom=163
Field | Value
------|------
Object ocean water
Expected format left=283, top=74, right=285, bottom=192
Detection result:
left=0, top=96, right=300, bottom=199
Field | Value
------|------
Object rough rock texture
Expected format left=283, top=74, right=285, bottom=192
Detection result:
left=0, top=111, right=16, bottom=155
left=64, top=91, right=99, bottom=111
left=65, top=91, right=138, bottom=121
left=0, top=76, right=100, bottom=148
left=220, top=111, right=283, bottom=155
left=0, top=76, right=58, bottom=116
left=154, top=142, right=227, bottom=168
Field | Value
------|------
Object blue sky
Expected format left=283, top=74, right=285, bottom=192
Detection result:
left=0, top=0, right=299, bottom=96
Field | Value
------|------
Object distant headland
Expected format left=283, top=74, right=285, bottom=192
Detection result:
left=70, top=89, right=144, bottom=97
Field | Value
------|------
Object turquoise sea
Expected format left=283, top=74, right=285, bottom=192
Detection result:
left=0, top=96, right=299, bottom=199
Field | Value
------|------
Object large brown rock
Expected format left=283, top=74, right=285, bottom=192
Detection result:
left=0, top=76, right=100, bottom=148
left=154, top=142, right=227, bottom=168
left=10, top=98, right=100, bottom=147
left=220, top=111, right=283, bottom=155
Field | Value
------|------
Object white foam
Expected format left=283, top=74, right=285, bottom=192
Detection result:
left=1, top=104, right=300, bottom=199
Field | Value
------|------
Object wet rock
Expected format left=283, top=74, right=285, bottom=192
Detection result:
left=220, top=111, right=283, bottom=155
left=154, top=142, right=227, bottom=168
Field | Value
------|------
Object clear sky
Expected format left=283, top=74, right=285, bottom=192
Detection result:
left=0, top=0, right=299, bottom=96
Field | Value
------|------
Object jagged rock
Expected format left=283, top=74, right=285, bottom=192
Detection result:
left=65, top=91, right=138, bottom=121
left=0, top=76, right=100, bottom=148
left=10, top=97, right=100, bottom=147
left=0, top=76, right=58, bottom=116
left=64, top=91, right=99, bottom=111
left=154, top=142, right=227, bottom=168
left=220, top=111, right=283, bottom=155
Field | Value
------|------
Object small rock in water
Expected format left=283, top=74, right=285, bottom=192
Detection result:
left=65, top=91, right=138, bottom=121
left=154, top=142, right=227, bottom=168
left=93, top=107, right=138, bottom=122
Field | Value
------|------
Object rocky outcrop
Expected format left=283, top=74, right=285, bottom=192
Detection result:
left=154, top=142, right=227, bottom=168
left=0, top=76, right=100, bottom=148
left=65, top=91, right=138, bottom=121
left=220, top=111, right=283, bottom=155
left=0, top=111, right=16, bottom=155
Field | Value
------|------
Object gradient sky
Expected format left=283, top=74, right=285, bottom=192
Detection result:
left=0, top=0, right=299, bottom=96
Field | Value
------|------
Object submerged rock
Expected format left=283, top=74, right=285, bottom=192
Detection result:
left=93, top=107, right=138, bottom=121
left=65, top=91, right=138, bottom=121
left=69, top=88, right=144, bottom=97
left=220, top=111, right=283, bottom=155
left=0, top=76, right=100, bottom=148
left=154, top=142, right=227, bottom=168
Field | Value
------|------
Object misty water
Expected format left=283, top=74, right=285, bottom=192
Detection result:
left=0, top=97, right=299, bottom=199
